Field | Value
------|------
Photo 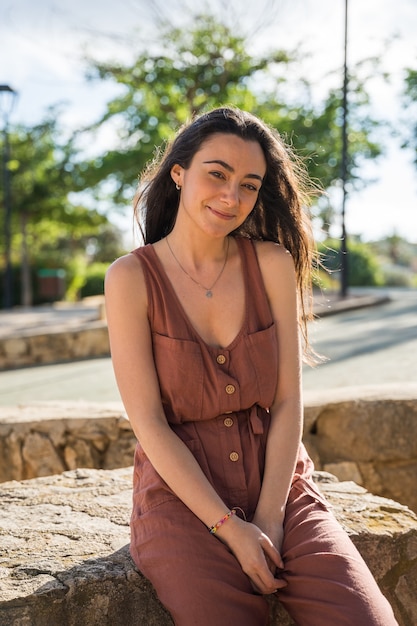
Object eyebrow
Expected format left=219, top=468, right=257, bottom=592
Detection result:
left=203, top=159, right=264, bottom=182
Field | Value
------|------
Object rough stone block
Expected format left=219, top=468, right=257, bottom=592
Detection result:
left=0, top=403, right=131, bottom=483
left=305, top=386, right=417, bottom=463
left=0, top=468, right=416, bottom=625
left=304, top=385, right=417, bottom=513
left=323, top=460, right=363, bottom=485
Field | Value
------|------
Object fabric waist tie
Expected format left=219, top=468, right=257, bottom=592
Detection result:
left=248, top=405, right=265, bottom=435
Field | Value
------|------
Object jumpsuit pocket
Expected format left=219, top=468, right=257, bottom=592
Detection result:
left=245, top=323, right=278, bottom=407
left=152, top=332, right=204, bottom=421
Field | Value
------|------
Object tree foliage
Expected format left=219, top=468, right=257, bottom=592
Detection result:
left=0, top=112, right=124, bottom=306
left=81, top=15, right=289, bottom=200
left=83, top=14, right=384, bottom=231
left=0, top=113, right=108, bottom=265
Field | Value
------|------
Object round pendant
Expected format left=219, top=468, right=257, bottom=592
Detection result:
left=206, top=290, right=213, bottom=298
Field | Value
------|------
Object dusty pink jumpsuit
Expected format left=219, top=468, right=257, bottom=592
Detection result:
left=129, top=237, right=398, bottom=626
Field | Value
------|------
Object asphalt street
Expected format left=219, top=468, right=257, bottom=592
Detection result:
left=303, top=288, right=417, bottom=390
left=0, top=289, right=416, bottom=406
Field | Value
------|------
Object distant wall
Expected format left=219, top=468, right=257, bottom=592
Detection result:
left=0, top=322, right=109, bottom=370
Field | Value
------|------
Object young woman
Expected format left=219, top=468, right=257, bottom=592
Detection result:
left=105, top=107, right=398, bottom=625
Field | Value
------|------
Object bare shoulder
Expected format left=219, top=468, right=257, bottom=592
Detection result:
left=105, top=252, right=143, bottom=284
left=254, top=240, right=295, bottom=280
left=105, top=252, right=147, bottom=307
left=253, top=242, right=297, bottom=318
left=106, top=251, right=141, bottom=277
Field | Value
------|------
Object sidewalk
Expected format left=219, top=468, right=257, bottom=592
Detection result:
left=0, top=297, right=105, bottom=339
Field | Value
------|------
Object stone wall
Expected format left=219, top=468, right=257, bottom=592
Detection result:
left=303, top=383, right=417, bottom=513
left=1, top=384, right=416, bottom=514
left=0, top=403, right=133, bottom=483
left=0, top=322, right=109, bottom=370
left=1, top=467, right=416, bottom=626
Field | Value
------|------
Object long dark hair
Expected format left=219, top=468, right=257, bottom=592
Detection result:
left=134, top=106, right=319, bottom=357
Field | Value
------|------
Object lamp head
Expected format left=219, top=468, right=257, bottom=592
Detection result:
left=0, top=85, right=18, bottom=123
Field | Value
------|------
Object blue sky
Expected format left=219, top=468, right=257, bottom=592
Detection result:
left=1, top=0, right=416, bottom=243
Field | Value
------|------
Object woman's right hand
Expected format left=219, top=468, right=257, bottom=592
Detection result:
left=216, top=516, right=286, bottom=595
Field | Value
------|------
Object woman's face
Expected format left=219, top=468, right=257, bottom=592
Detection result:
left=171, top=133, right=266, bottom=238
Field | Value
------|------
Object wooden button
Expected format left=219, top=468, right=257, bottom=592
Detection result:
left=224, top=417, right=234, bottom=427
left=216, top=354, right=226, bottom=364
left=225, top=384, right=235, bottom=395
left=229, top=452, right=239, bottom=462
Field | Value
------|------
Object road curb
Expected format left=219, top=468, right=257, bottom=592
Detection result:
left=313, top=294, right=391, bottom=318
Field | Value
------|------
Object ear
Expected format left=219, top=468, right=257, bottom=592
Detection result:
left=171, top=164, right=184, bottom=188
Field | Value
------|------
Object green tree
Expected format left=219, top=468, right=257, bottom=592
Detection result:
left=80, top=15, right=289, bottom=202
left=0, top=112, right=121, bottom=306
left=82, top=14, right=384, bottom=233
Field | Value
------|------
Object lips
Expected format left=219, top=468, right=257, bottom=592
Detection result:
left=207, top=205, right=235, bottom=220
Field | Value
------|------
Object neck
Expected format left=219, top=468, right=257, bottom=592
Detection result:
left=167, top=230, right=230, bottom=270
left=165, top=232, right=231, bottom=298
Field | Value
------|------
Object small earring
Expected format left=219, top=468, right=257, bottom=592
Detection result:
left=175, top=183, right=181, bottom=191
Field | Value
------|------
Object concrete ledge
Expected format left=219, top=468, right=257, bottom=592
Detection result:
left=0, top=322, right=109, bottom=371
left=313, top=293, right=391, bottom=317
left=1, top=468, right=417, bottom=625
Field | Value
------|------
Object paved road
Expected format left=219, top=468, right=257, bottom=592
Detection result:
left=0, top=289, right=416, bottom=406
left=303, top=288, right=417, bottom=389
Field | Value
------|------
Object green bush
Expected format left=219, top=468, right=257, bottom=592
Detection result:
left=318, top=239, right=384, bottom=287
left=80, top=262, right=108, bottom=298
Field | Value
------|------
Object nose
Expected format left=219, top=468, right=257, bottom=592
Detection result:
left=221, top=181, right=239, bottom=206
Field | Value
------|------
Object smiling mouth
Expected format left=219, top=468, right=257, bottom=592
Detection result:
left=208, top=206, right=235, bottom=220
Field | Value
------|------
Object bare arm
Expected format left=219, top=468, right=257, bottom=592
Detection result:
left=251, top=242, right=303, bottom=547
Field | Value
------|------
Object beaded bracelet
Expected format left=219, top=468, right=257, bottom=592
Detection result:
left=209, top=509, right=236, bottom=534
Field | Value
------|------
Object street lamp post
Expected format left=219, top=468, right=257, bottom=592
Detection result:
left=340, top=0, right=349, bottom=298
left=0, top=84, right=18, bottom=309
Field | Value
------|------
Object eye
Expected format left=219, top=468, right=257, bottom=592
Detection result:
left=242, top=183, right=259, bottom=192
left=210, top=170, right=226, bottom=180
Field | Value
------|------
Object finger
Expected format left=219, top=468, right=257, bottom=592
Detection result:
left=265, top=554, right=275, bottom=574
left=270, top=576, right=288, bottom=591
left=252, top=571, right=287, bottom=595
left=253, top=555, right=287, bottom=594
left=261, top=535, right=284, bottom=570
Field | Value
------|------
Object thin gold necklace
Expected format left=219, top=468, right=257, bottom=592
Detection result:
left=166, top=236, right=230, bottom=298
